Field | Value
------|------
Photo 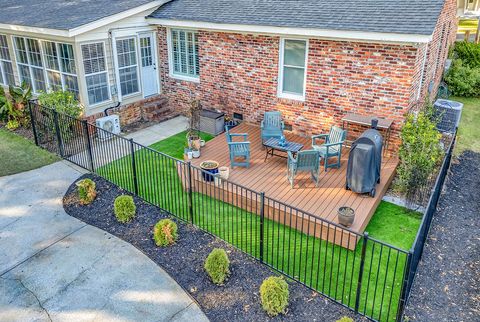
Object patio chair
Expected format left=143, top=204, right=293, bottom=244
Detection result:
left=261, top=111, right=284, bottom=143
left=228, top=141, right=251, bottom=168
left=287, top=150, right=320, bottom=188
left=225, top=125, right=248, bottom=143
left=311, top=126, right=347, bottom=172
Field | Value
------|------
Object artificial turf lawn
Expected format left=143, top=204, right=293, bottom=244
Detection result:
left=450, top=97, right=480, bottom=155
left=97, top=131, right=421, bottom=321
left=0, top=128, right=59, bottom=177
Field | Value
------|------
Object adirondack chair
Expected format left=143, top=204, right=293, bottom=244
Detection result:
left=261, top=111, right=284, bottom=143
left=225, top=125, right=248, bottom=143
left=287, top=150, right=320, bottom=188
left=228, top=141, right=251, bottom=168
left=311, top=126, right=347, bottom=172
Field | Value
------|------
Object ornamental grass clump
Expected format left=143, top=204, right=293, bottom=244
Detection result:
left=259, top=276, right=289, bottom=316
left=153, top=219, right=178, bottom=247
left=76, top=178, right=96, bottom=205
left=336, top=317, right=354, bottom=322
left=204, top=248, right=230, bottom=285
left=114, top=195, right=136, bottom=223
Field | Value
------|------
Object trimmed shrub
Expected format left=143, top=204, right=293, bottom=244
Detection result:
left=444, top=59, right=480, bottom=97
left=37, top=90, right=83, bottom=117
left=336, top=317, right=354, bottom=322
left=259, top=276, right=289, bottom=316
left=204, top=248, right=230, bottom=285
left=454, top=41, right=480, bottom=68
left=153, top=219, right=178, bottom=247
left=76, top=178, right=96, bottom=205
left=114, top=195, right=136, bottom=223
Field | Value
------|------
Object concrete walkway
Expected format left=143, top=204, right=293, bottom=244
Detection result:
left=125, top=116, right=188, bottom=147
left=0, top=161, right=208, bottom=322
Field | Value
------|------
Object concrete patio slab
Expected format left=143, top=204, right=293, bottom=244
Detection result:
left=0, top=161, right=208, bottom=322
left=125, top=116, right=188, bottom=147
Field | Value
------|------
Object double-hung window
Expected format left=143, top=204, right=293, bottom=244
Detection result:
left=42, top=41, right=79, bottom=94
left=278, top=38, right=308, bottom=100
left=116, top=37, right=139, bottom=96
left=14, top=36, right=47, bottom=92
left=0, top=35, right=15, bottom=86
left=81, top=42, right=110, bottom=105
left=170, top=29, right=199, bottom=80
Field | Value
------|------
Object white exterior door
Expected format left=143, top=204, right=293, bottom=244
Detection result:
left=139, top=33, right=158, bottom=97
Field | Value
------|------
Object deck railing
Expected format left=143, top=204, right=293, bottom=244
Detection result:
left=27, top=102, right=454, bottom=322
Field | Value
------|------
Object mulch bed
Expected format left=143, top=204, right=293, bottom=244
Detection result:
left=404, top=151, right=480, bottom=321
left=63, top=174, right=365, bottom=322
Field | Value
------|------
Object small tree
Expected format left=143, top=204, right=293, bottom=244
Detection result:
left=185, top=97, right=202, bottom=149
left=396, top=103, right=444, bottom=205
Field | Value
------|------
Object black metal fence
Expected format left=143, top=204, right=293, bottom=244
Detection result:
left=27, top=102, right=454, bottom=322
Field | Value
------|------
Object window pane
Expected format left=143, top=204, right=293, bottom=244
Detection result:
left=59, top=43, right=75, bottom=74
left=284, top=40, right=306, bottom=67
left=82, top=43, right=106, bottom=74
left=26, top=38, right=42, bottom=67
left=14, top=37, right=28, bottom=64
left=63, top=74, right=79, bottom=96
left=31, top=67, right=46, bottom=92
left=0, top=35, right=10, bottom=60
left=116, top=38, right=136, bottom=68
left=171, top=30, right=199, bottom=77
left=3, top=61, right=15, bottom=85
left=0, top=66, right=3, bottom=84
left=18, top=64, right=32, bottom=86
left=47, top=70, right=62, bottom=90
left=119, top=66, right=139, bottom=95
left=86, top=73, right=109, bottom=105
left=283, top=66, right=305, bottom=95
left=43, top=41, right=59, bottom=70
left=140, top=37, right=152, bottom=67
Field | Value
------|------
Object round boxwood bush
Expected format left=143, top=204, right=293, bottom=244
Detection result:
left=114, top=195, right=136, bottom=223
left=153, top=219, right=178, bottom=247
left=336, top=317, right=354, bottom=322
left=259, top=276, right=289, bottom=316
left=76, top=178, right=96, bottom=205
left=204, top=248, right=230, bottom=285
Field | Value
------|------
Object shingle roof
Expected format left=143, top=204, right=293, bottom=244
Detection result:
left=0, top=0, right=158, bottom=31
left=149, top=0, right=446, bottom=36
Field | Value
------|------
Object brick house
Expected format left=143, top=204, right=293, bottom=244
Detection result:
left=0, top=0, right=457, bottom=149
left=147, top=0, right=457, bottom=149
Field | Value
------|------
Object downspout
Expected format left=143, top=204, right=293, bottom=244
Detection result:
left=416, top=43, right=429, bottom=101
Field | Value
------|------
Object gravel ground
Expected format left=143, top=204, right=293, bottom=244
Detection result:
left=64, top=174, right=366, bottom=322
left=404, top=151, right=480, bottom=322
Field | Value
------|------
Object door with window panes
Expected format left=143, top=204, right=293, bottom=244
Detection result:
left=139, top=33, right=158, bottom=97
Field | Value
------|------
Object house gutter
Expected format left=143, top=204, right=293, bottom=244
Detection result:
left=146, top=18, right=433, bottom=44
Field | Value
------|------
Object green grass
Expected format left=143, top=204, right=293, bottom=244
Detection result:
left=150, top=130, right=214, bottom=159
left=0, top=128, right=59, bottom=177
left=458, top=19, right=479, bottom=33
left=98, top=131, right=421, bottom=321
left=451, top=96, right=480, bottom=155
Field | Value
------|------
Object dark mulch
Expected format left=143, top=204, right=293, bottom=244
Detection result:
left=404, top=151, right=480, bottom=321
left=64, top=174, right=365, bottom=322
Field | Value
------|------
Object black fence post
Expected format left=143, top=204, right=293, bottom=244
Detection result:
left=396, top=251, right=413, bottom=322
left=355, top=232, right=369, bottom=313
left=28, top=101, right=39, bottom=146
left=259, top=192, right=265, bottom=263
left=53, top=110, right=64, bottom=157
left=187, top=161, right=194, bottom=224
left=82, top=120, right=94, bottom=172
left=129, top=138, right=139, bottom=195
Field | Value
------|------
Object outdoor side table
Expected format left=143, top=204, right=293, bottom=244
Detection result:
left=341, top=113, right=393, bottom=155
left=263, top=138, right=304, bottom=162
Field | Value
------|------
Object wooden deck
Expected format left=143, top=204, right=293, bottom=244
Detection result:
left=189, top=123, right=398, bottom=248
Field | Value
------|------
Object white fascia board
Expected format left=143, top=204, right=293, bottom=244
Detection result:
left=147, top=18, right=433, bottom=44
left=69, top=0, right=167, bottom=36
left=0, top=23, right=70, bottom=37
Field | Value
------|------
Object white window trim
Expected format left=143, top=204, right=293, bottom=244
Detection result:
left=277, top=38, right=308, bottom=101
left=81, top=40, right=112, bottom=107
left=112, top=36, right=141, bottom=101
left=0, top=34, right=14, bottom=86
left=41, top=41, right=78, bottom=93
left=13, top=36, right=46, bottom=93
left=166, top=27, right=200, bottom=83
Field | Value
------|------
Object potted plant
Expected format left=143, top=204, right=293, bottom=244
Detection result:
left=338, top=207, right=355, bottom=227
left=186, top=98, right=202, bottom=149
left=219, top=166, right=229, bottom=181
left=200, top=160, right=219, bottom=182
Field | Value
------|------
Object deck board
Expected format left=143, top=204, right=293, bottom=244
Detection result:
left=190, top=123, right=398, bottom=238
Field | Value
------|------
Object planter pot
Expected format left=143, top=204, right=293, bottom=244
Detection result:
left=200, top=139, right=206, bottom=147
left=219, top=166, right=229, bottom=181
left=189, top=137, right=201, bottom=150
left=192, top=149, right=201, bottom=158
left=200, top=160, right=219, bottom=182
left=187, top=151, right=193, bottom=160
left=338, top=207, right=355, bottom=228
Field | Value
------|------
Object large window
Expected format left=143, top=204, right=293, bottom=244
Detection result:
left=0, top=35, right=15, bottom=86
left=81, top=42, right=110, bottom=105
left=116, top=37, right=139, bottom=96
left=170, top=29, right=199, bottom=80
left=12, top=36, right=78, bottom=94
left=278, top=39, right=308, bottom=100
